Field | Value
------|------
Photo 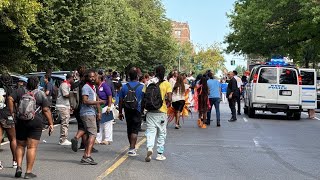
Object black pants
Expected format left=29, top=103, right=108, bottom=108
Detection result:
left=228, top=96, right=237, bottom=120
left=236, top=90, right=241, bottom=114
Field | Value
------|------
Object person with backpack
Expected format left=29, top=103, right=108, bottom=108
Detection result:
left=8, top=76, right=54, bottom=179
left=143, top=65, right=172, bottom=162
left=118, top=67, right=144, bottom=157
left=0, top=74, right=17, bottom=169
left=56, top=73, right=74, bottom=145
left=70, top=65, right=89, bottom=152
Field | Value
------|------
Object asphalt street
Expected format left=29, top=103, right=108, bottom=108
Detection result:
left=1, top=103, right=320, bottom=180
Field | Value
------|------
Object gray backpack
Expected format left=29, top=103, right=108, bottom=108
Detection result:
left=18, top=90, right=41, bottom=120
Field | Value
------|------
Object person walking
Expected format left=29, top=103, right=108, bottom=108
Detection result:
left=227, top=72, right=239, bottom=122
left=8, top=76, right=54, bottom=179
left=233, top=71, right=242, bottom=115
left=79, top=70, right=104, bottom=165
left=144, top=65, right=172, bottom=162
left=171, top=75, right=188, bottom=129
left=56, top=73, right=74, bottom=145
left=196, top=77, right=209, bottom=129
left=206, top=72, right=221, bottom=127
left=220, top=79, right=228, bottom=103
left=169, top=70, right=178, bottom=88
left=0, top=74, right=17, bottom=168
left=118, top=68, right=144, bottom=157
left=71, top=65, right=88, bottom=152
left=95, top=74, right=113, bottom=145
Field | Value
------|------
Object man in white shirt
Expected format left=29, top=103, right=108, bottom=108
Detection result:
left=233, top=71, right=242, bottom=115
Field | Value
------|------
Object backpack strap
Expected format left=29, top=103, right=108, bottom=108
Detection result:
left=126, top=83, right=132, bottom=91
left=126, top=83, right=141, bottom=91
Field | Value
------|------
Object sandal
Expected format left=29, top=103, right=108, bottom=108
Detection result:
left=201, top=124, right=207, bottom=129
left=197, top=119, right=203, bottom=127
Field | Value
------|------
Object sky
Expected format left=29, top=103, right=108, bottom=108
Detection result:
left=162, top=0, right=247, bottom=71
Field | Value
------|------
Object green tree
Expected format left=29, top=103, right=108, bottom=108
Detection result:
left=193, top=44, right=225, bottom=74
left=0, top=0, right=41, bottom=72
left=225, top=0, right=320, bottom=65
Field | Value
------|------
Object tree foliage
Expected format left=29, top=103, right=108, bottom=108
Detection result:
left=225, top=0, right=320, bottom=66
left=193, top=44, right=225, bottom=74
left=0, top=0, right=179, bottom=73
left=0, top=0, right=41, bottom=72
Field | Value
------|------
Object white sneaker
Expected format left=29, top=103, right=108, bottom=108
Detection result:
left=59, top=139, right=72, bottom=146
left=13, top=161, right=17, bottom=168
left=145, top=149, right=153, bottom=162
left=156, top=154, right=166, bottom=161
left=0, top=161, right=3, bottom=170
left=127, top=149, right=137, bottom=157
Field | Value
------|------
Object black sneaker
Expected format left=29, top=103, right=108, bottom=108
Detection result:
left=228, top=118, right=237, bottom=122
left=15, top=166, right=22, bottom=178
left=24, top=172, right=37, bottom=179
left=78, top=143, right=85, bottom=151
left=92, top=147, right=98, bottom=153
left=71, top=138, right=78, bottom=152
left=81, top=156, right=98, bottom=165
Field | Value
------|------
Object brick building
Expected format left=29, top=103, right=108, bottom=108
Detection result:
left=171, top=21, right=190, bottom=44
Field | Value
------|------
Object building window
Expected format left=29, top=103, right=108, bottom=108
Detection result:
left=231, top=60, right=235, bottom=66
left=175, top=30, right=181, bottom=38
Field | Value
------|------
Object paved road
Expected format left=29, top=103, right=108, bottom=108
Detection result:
left=1, top=103, right=320, bottom=180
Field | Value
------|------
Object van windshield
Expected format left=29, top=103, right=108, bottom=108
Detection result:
left=279, top=68, right=297, bottom=85
left=258, top=68, right=277, bottom=84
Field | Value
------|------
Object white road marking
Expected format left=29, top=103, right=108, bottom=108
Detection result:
left=253, top=137, right=261, bottom=147
left=243, top=117, right=248, bottom=122
left=302, top=112, right=320, bottom=121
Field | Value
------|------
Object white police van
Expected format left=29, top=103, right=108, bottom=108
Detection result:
left=244, top=58, right=303, bottom=119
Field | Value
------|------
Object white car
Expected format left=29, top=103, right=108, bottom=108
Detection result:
left=244, top=60, right=303, bottom=119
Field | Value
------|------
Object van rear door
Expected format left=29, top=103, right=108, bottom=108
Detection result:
left=254, top=67, right=278, bottom=103
left=300, top=68, right=317, bottom=109
left=277, top=67, right=300, bottom=105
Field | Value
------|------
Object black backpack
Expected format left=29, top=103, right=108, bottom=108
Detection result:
left=143, top=82, right=163, bottom=111
left=123, top=83, right=141, bottom=110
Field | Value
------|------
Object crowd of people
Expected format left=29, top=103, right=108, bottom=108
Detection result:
left=0, top=65, right=248, bottom=178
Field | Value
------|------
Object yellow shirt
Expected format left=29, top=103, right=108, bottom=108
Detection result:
left=143, top=80, right=172, bottom=113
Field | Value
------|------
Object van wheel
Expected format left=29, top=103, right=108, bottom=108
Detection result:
left=286, top=111, right=293, bottom=120
left=244, top=106, right=248, bottom=115
left=248, top=106, right=255, bottom=118
left=293, top=112, right=301, bottom=120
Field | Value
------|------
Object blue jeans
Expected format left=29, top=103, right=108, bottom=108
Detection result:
left=145, top=112, right=167, bottom=154
left=207, top=98, right=221, bottom=124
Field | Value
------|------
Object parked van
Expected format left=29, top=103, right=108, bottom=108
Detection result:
left=244, top=59, right=302, bottom=119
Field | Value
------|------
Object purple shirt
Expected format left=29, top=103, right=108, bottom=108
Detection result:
left=97, top=82, right=112, bottom=105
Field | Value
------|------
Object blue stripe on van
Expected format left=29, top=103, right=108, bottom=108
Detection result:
left=302, top=87, right=316, bottom=90
left=302, top=100, right=316, bottom=103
